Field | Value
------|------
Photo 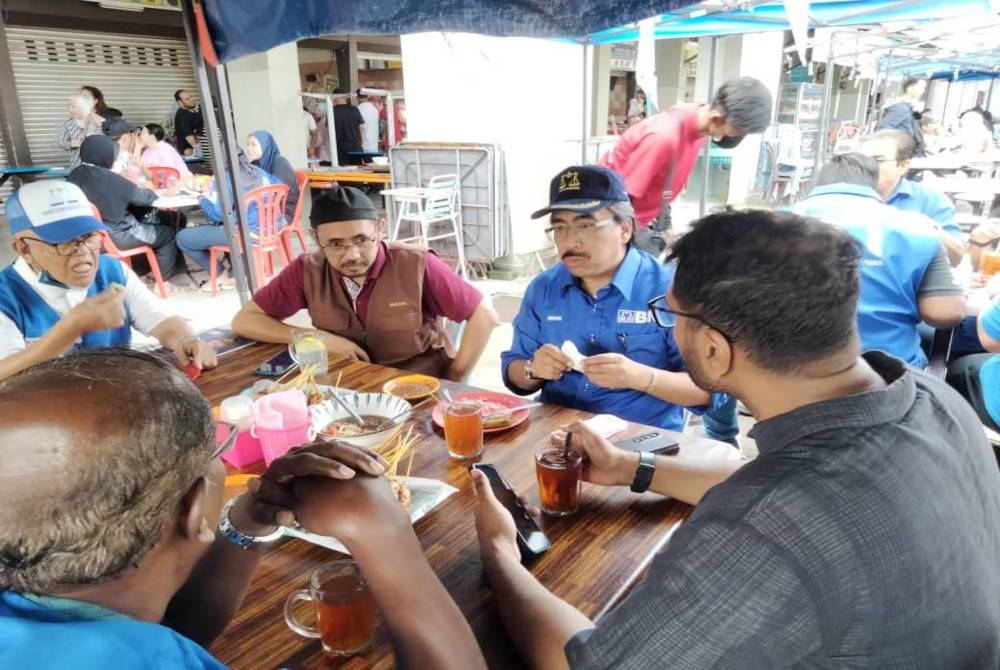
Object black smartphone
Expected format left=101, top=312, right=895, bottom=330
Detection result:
left=613, top=430, right=680, bottom=455
left=471, top=463, right=550, bottom=560
left=253, top=350, right=296, bottom=377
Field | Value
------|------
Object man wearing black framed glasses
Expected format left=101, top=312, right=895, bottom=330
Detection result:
left=0, top=181, right=216, bottom=381
left=232, top=186, right=498, bottom=381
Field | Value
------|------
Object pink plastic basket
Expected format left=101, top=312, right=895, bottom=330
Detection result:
left=217, top=423, right=264, bottom=468
left=252, top=422, right=315, bottom=466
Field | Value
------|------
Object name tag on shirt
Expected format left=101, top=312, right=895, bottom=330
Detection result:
left=546, top=315, right=563, bottom=321
left=617, top=309, right=653, bottom=324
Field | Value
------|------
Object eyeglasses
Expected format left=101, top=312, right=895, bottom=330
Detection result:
left=211, top=421, right=239, bottom=460
left=544, top=217, right=618, bottom=239
left=22, top=232, right=104, bottom=256
left=317, top=235, right=378, bottom=254
left=647, top=295, right=733, bottom=342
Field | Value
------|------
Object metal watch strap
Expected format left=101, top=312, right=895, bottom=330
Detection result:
left=217, top=497, right=285, bottom=549
left=523, top=358, right=536, bottom=381
left=629, top=451, right=657, bottom=493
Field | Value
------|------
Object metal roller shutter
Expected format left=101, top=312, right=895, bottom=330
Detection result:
left=3, top=26, right=198, bottom=170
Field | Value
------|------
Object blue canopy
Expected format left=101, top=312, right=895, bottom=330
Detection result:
left=201, top=0, right=693, bottom=63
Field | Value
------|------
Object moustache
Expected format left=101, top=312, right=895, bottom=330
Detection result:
left=561, top=251, right=590, bottom=260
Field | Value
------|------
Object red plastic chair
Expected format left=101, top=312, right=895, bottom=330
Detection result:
left=90, top=203, right=168, bottom=299
left=279, top=170, right=309, bottom=259
left=147, top=166, right=181, bottom=189
left=207, top=183, right=290, bottom=296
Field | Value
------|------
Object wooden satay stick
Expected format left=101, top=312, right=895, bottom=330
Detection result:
left=335, top=370, right=343, bottom=389
left=404, top=440, right=417, bottom=479
left=274, top=363, right=301, bottom=385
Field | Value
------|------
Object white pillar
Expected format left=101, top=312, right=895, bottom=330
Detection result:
left=225, top=43, right=309, bottom=169
left=592, top=44, right=611, bottom=135
left=654, top=40, right=687, bottom=110
left=401, top=32, right=584, bottom=257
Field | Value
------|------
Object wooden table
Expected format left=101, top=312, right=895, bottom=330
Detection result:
left=197, top=343, right=731, bottom=669
left=306, top=169, right=392, bottom=188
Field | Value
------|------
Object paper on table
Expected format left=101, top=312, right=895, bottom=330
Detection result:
left=581, top=413, right=629, bottom=439
left=561, top=340, right=585, bottom=372
left=283, top=477, right=458, bottom=555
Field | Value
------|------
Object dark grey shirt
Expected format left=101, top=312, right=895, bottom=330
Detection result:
left=566, top=352, right=1000, bottom=669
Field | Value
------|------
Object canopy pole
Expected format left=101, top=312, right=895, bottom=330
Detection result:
left=814, top=34, right=837, bottom=176
left=699, top=37, right=718, bottom=218
left=581, top=37, right=590, bottom=164
left=180, top=0, right=255, bottom=303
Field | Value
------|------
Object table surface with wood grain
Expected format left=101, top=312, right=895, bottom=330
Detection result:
left=305, top=170, right=392, bottom=187
left=197, top=343, right=732, bottom=670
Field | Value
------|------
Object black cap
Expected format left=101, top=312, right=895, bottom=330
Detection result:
left=310, top=187, right=379, bottom=228
left=531, top=165, right=630, bottom=219
left=102, top=117, right=138, bottom=139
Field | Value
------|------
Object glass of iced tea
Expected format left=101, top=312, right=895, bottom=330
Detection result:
left=981, top=250, right=1000, bottom=277
left=284, top=561, right=376, bottom=657
left=535, top=447, right=583, bottom=516
left=443, top=401, right=483, bottom=459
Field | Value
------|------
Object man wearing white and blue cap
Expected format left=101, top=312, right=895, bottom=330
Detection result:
left=501, top=165, right=727, bottom=434
left=0, top=181, right=215, bottom=380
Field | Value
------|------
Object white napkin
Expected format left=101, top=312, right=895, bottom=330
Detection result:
left=581, top=414, right=629, bottom=439
left=561, top=340, right=585, bottom=372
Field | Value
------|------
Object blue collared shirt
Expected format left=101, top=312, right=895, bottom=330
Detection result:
left=791, top=184, right=945, bottom=367
left=888, top=178, right=960, bottom=237
left=501, top=247, right=710, bottom=431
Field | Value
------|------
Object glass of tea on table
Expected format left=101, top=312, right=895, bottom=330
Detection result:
left=443, top=401, right=483, bottom=459
left=535, top=447, right=583, bottom=516
left=284, top=561, right=376, bottom=657
left=981, top=249, right=1000, bottom=277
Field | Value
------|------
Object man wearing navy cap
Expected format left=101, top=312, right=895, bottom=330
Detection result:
left=0, top=181, right=216, bottom=380
left=232, top=186, right=498, bottom=381
left=501, top=165, right=724, bottom=433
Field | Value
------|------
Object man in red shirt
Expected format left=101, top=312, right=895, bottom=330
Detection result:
left=600, top=77, right=773, bottom=255
left=231, top=187, right=499, bottom=381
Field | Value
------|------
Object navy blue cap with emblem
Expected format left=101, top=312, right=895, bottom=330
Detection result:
left=530, top=165, right=630, bottom=219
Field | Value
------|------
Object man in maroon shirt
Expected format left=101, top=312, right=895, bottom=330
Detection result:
left=600, top=77, right=772, bottom=256
left=231, top=187, right=499, bottom=381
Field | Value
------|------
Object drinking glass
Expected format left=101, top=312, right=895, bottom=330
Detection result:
left=288, top=330, right=329, bottom=376
left=284, top=561, right=376, bottom=657
left=443, top=401, right=483, bottom=459
left=535, top=447, right=583, bottom=516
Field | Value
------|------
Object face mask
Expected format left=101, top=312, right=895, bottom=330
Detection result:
left=712, top=135, right=745, bottom=149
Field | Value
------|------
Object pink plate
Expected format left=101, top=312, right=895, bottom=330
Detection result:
left=431, top=392, right=533, bottom=434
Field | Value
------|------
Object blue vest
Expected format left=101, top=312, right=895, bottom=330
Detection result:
left=0, top=256, right=133, bottom=350
left=792, top=184, right=941, bottom=367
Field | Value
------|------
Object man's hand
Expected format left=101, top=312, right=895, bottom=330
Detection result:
left=65, top=284, right=127, bottom=335
left=530, top=344, right=574, bottom=381
left=290, top=473, right=411, bottom=549
left=173, top=336, right=218, bottom=370
left=550, top=421, right=637, bottom=487
left=317, top=331, right=370, bottom=362
left=971, top=221, right=1000, bottom=246
left=246, top=442, right=387, bottom=529
left=471, top=468, right=528, bottom=566
left=580, top=353, right=647, bottom=390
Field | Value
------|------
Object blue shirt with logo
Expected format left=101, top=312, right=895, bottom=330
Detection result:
left=976, top=299, right=1000, bottom=426
left=0, top=591, right=227, bottom=670
left=501, top=246, right=712, bottom=431
left=888, top=178, right=960, bottom=237
left=791, top=184, right=943, bottom=368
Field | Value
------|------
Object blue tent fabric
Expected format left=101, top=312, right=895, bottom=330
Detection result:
left=201, top=0, right=693, bottom=63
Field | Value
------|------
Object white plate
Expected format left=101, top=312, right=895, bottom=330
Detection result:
left=283, top=477, right=457, bottom=555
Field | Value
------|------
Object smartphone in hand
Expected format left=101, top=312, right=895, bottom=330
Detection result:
left=471, top=463, right=550, bottom=559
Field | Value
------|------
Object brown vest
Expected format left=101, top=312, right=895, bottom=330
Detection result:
left=301, top=242, right=455, bottom=376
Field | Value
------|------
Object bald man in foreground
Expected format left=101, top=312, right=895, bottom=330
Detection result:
left=0, top=350, right=482, bottom=670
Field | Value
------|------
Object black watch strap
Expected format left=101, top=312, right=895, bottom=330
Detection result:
left=630, top=451, right=656, bottom=493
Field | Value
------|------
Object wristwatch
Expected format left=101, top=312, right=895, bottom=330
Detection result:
left=629, top=451, right=657, bottom=493
left=523, top=358, right=537, bottom=381
left=217, top=497, right=285, bottom=549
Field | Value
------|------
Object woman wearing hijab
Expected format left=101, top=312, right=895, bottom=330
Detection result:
left=55, top=96, right=102, bottom=169
left=67, top=135, right=186, bottom=285
left=246, top=130, right=298, bottom=219
left=175, top=148, right=277, bottom=290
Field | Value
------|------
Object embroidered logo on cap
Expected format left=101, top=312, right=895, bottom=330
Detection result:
left=558, top=171, right=581, bottom=193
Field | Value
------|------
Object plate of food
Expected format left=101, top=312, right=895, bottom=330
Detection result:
left=311, top=391, right=413, bottom=450
left=431, top=392, right=534, bottom=433
left=240, top=366, right=340, bottom=407
left=383, top=374, right=440, bottom=400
